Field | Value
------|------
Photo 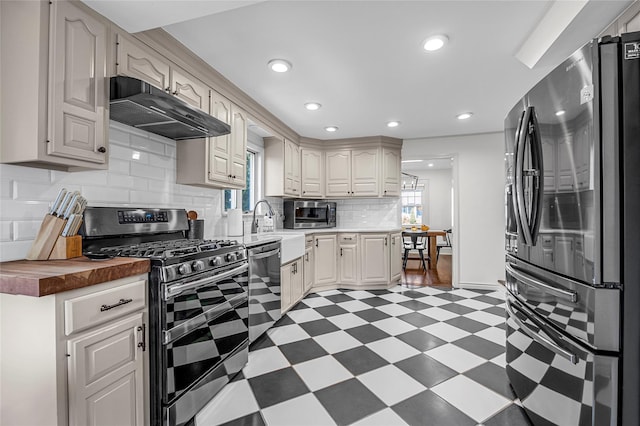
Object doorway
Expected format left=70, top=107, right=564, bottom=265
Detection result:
left=400, top=156, right=457, bottom=287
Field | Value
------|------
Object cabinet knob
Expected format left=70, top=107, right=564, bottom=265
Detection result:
left=165, top=87, right=171, bottom=92
left=172, top=91, right=179, bottom=95
left=97, top=146, right=106, bottom=153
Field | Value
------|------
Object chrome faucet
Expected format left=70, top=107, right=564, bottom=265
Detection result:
left=251, top=199, right=275, bottom=234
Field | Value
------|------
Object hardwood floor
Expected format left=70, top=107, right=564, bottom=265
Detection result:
left=401, top=254, right=452, bottom=288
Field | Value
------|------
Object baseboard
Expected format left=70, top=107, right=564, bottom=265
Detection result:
left=456, top=282, right=503, bottom=291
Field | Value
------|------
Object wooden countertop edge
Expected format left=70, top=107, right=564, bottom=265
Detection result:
left=0, top=257, right=151, bottom=297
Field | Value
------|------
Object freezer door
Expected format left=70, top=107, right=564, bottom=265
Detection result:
left=506, top=255, right=619, bottom=352
left=506, top=294, right=618, bottom=426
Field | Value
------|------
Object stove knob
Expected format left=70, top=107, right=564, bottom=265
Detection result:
left=192, top=260, right=205, bottom=272
left=178, top=263, right=192, bottom=275
left=226, top=252, right=237, bottom=262
left=211, top=256, right=222, bottom=266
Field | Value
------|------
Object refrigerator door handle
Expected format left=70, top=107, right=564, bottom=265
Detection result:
left=506, top=262, right=578, bottom=303
left=515, top=108, right=534, bottom=245
left=506, top=299, right=578, bottom=364
left=528, top=107, right=544, bottom=243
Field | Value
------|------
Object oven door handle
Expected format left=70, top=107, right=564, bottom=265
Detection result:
left=163, top=292, right=247, bottom=344
left=164, top=263, right=249, bottom=299
left=249, top=248, right=280, bottom=260
left=506, top=262, right=578, bottom=303
left=506, top=299, right=578, bottom=364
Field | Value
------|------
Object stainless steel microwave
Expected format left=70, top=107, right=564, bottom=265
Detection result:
left=283, top=200, right=337, bottom=229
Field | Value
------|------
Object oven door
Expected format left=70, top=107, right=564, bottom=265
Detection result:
left=506, top=294, right=618, bottom=426
left=161, top=263, right=249, bottom=418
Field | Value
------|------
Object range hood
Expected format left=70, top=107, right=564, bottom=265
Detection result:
left=109, top=76, right=230, bottom=140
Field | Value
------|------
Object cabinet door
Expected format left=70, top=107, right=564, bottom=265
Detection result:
left=339, top=244, right=358, bottom=284
left=281, top=263, right=293, bottom=312
left=208, top=90, right=232, bottom=183
left=304, top=246, right=314, bottom=292
left=67, top=312, right=145, bottom=426
left=170, top=67, right=209, bottom=112
left=351, top=149, right=379, bottom=196
left=382, top=149, right=401, bottom=196
left=292, top=259, right=303, bottom=304
left=48, top=0, right=108, bottom=164
left=389, top=233, right=402, bottom=282
left=229, top=105, right=247, bottom=188
left=301, top=148, right=324, bottom=197
left=116, top=33, right=170, bottom=91
left=360, top=234, right=389, bottom=283
left=284, top=139, right=301, bottom=196
left=326, top=151, right=351, bottom=197
left=314, top=234, right=338, bottom=286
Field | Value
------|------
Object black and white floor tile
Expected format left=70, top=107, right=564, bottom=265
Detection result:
left=195, top=285, right=533, bottom=426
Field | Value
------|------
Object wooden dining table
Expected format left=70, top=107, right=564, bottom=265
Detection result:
left=402, top=229, right=447, bottom=269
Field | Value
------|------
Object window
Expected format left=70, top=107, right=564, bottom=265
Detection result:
left=401, top=190, right=423, bottom=225
left=224, top=149, right=257, bottom=212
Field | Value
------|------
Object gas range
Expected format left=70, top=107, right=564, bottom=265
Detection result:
left=81, top=206, right=250, bottom=426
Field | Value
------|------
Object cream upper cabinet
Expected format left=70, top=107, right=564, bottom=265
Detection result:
left=301, top=148, right=324, bottom=198
left=265, top=137, right=301, bottom=197
left=176, top=94, right=247, bottom=189
left=359, top=233, right=390, bottom=284
left=326, top=149, right=379, bottom=197
left=116, top=34, right=209, bottom=113
left=116, top=33, right=169, bottom=91
left=389, top=232, right=403, bottom=283
left=313, top=234, right=338, bottom=286
left=382, top=148, right=401, bottom=196
left=339, top=234, right=358, bottom=285
left=1, top=0, right=109, bottom=170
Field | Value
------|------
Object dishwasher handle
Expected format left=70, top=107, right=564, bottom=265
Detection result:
left=249, top=247, right=280, bottom=260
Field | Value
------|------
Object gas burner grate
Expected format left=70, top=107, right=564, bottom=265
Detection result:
left=96, top=238, right=240, bottom=259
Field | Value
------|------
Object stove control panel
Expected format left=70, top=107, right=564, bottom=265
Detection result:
left=118, top=209, right=169, bottom=224
left=161, top=246, right=247, bottom=282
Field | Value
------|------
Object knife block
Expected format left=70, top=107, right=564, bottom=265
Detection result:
left=49, top=235, right=83, bottom=260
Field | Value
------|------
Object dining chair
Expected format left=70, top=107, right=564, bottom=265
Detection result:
left=401, top=232, right=430, bottom=271
left=414, top=234, right=430, bottom=271
left=436, top=228, right=452, bottom=262
left=402, top=233, right=413, bottom=270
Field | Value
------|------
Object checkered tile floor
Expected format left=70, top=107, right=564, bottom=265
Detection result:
left=195, top=285, right=533, bottom=426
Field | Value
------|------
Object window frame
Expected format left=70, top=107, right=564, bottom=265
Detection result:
left=223, top=140, right=263, bottom=214
left=401, top=188, right=424, bottom=226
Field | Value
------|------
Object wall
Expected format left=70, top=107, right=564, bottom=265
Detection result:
left=403, top=132, right=505, bottom=288
left=416, top=168, right=452, bottom=231
left=0, top=121, right=401, bottom=262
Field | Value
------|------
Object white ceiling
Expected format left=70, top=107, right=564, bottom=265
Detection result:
left=84, top=0, right=631, bottom=141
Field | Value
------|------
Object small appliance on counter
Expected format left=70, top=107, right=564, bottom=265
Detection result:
left=283, top=200, right=336, bottom=229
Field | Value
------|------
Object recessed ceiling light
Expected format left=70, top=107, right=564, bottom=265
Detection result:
left=423, top=35, right=448, bottom=51
left=401, top=159, right=423, bottom=163
left=387, top=121, right=400, bottom=128
left=305, top=102, right=321, bottom=111
left=268, top=59, right=292, bottom=73
left=456, top=112, right=473, bottom=120
left=325, top=126, right=338, bottom=132
left=428, top=163, right=434, bottom=167
left=555, top=110, right=566, bottom=116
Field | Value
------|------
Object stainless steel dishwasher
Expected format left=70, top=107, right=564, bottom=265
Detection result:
left=247, top=241, right=282, bottom=343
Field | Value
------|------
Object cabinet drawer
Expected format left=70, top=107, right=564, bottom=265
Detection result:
left=339, top=234, right=357, bottom=244
left=65, top=280, right=146, bottom=336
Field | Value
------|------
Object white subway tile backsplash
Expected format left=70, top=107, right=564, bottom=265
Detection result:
left=108, top=125, right=131, bottom=146
left=82, top=186, right=130, bottom=203
left=130, top=162, right=165, bottom=180
left=129, top=190, right=172, bottom=205
left=1, top=201, right=50, bottom=220
left=107, top=158, right=131, bottom=175
left=11, top=181, right=65, bottom=201
left=0, top=164, right=51, bottom=183
left=130, top=134, right=168, bottom=154
left=53, top=170, right=109, bottom=187
left=0, top=221, right=12, bottom=242
left=148, top=153, right=175, bottom=170
left=109, top=143, right=141, bottom=162
left=0, top=241, right=34, bottom=262
left=165, top=144, right=176, bottom=159
left=13, top=220, right=44, bottom=241
left=107, top=174, right=148, bottom=191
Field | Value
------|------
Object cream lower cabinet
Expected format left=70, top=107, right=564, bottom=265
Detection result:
left=281, top=257, right=304, bottom=312
left=1, top=0, right=108, bottom=170
left=360, top=234, right=390, bottom=284
left=339, top=234, right=358, bottom=285
left=304, top=244, right=314, bottom=293
left=313, top=234, right=338, bottom=286
left=389, top=232, right=403, bottom=283
left=0, top=274, right=148, bottom=426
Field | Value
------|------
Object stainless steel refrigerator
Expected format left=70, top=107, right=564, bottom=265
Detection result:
left=504, top=32, right=640, bottom=426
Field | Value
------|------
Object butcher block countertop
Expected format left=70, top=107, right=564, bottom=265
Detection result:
left=0, top=257, right=150, bottom=297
